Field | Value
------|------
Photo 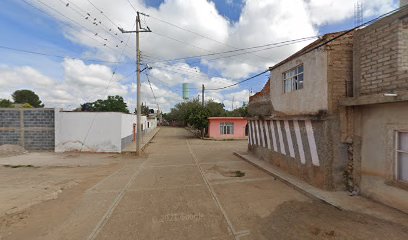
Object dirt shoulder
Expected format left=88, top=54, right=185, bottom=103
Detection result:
left=0, top=152, right=127, bottom=240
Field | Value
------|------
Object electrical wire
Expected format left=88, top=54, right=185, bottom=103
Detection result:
left=206, top=70, right=269, bottom=91
left=144, top=73, right=160, bottom=111
left=0, top=45, right=132, bottom=64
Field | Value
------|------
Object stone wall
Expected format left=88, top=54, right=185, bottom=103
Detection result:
left=353, top=8, right=408, bottom=96
left=0, top=108, right=55, bottom=150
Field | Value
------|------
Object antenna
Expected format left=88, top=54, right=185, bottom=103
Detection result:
left=354, top=1, right=364, bottom=27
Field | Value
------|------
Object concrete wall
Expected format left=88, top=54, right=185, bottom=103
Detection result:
left=55, top=111, right=123, bottom=152
left=353, top=8, right=408, bottom=96
left=208, top=118, right=247, bottom=139
left=120, top=114, right=137, bottom=151
left=352, top=102, right=408, bottom=213
left=147, top=117, right=157, bottom=130
left=248, top=118, right=346, bottom=190
left=0, top=108, right=55, bottom=150
left=269, top=50, right=328, bottom=115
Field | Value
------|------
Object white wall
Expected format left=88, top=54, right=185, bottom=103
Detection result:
left=270, top=50, right=328, bottom=115
left=121, top=114, right=136, bottom=138
left=147, top=117, right=158, bottom=131
left=55, top=111, right=123, bottom=153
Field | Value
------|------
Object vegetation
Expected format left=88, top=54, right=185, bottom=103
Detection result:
left=136, top=103, right=150, bottom=115
left=12, top=89, right=44, bottom=108
left=164, top=99, right=249, bottom=130
left=0, top=99, right=13, bottom=108
left=80, top=95, right=129, bottom=113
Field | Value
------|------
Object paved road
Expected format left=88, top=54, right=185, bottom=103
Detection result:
left=15, top=127, right=408, bottom=240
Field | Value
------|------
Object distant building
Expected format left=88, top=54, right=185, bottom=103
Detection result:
left=208, top=117, right=248, bottom=140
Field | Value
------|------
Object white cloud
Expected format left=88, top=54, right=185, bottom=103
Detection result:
left=6, top=0, right=397, bottom=112
left=306, top=0, right=396, bottom=25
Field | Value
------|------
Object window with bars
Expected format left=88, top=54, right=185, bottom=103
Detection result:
left=283, top=64, right=304, bottom=93
left=396, top=131, right=408, bottom=183
left=220, top=122, right=234, bottom=135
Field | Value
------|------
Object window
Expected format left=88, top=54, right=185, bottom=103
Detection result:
left=283, top=65, right=304, bottom=93
left=396, top=131, right=408, bottom=182
left=220, top=122, right=234, bottom=135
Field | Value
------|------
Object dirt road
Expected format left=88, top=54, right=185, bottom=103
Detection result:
left=1, top=127, right=407, bottom=240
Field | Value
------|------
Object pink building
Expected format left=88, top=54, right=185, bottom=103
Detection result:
left=208, top=117, right=248, bottom=140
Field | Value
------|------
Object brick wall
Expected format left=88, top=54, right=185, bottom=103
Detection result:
left=0, top=108, right=55, bottom=150
left=354, top=8, right=408, bottom=96
left=248, top=80, right=273, bottom=116
left=327, top=32, right=354, bottom=112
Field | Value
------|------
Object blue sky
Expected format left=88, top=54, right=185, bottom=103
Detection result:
left=0, top=0, right=398, bottom=111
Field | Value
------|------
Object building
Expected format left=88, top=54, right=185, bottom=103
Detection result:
left=341, top=5, right=408, bottom=213
left=247, top=31, right=354, bottom=190
left=208, top=117, right=248, bottom=140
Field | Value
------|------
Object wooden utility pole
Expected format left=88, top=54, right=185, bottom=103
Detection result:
left=119, top=12, right=151, bottom=156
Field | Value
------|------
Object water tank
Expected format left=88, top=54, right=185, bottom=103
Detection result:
left=182, top=83, right=189, bottom=100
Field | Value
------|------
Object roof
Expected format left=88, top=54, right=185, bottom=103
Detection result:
left=208, top=117, right=246, bottom=120
left=268, top=31, right=347, bottom=72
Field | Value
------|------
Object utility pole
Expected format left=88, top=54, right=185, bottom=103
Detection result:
left=201, top=84, right=205, bottom=138
left=119, top=12, right=151, bottom=156
left=201, top=84, right=205, bottom=106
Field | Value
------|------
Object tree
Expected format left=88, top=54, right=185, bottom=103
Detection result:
left=80, top=95, right=129, bottom=113
left=135, top=103, right=150, bottom=115
left=0, top=99, right=13, bottom=108
left=226, top=102, right=249, bottom=117
left=206, top=100, right=226, bottom=117
left=12, top=90, right=44, bottom=108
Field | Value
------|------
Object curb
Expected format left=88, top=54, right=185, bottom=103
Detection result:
left=233, top=151, right=344, bottom=210
left=141, top=128, right=160, bottom=151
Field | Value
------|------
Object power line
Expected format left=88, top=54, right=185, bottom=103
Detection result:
left=303, top=4, right=408, bottom=56
left=144, top=73, right=160, bottom=111
left=206, top=5, right=408, bottom=92
left=79, top=21, right=136, bottom=152
left=86, top=0, right=121, bottom=28
left=206, top=70, right=269, bottom=91
left=148, top=14, right=275, bottom=62
left=142, top=36, right=318, bottom=64
left=58, top=0, right=127, bottom=46
left=0, top=45, right=132, bottom=64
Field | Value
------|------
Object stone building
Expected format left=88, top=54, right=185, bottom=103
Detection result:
left=341, top=5, right=408, bottom=213
left=247, top=31, right=354, bottom=191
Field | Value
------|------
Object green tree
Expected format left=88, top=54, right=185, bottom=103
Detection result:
left=136, top=103, right=150, bottom=115
left=80, top=95, right=129, bottom=113
left=206, top=100, right=226, bottom=117
left=226, top=102, right=248, bottom=117
left=0, top=99, right=13, bottom=108
left=12, top=90, right=44, bottom=108
left=187, top=104, right=210, bottom=130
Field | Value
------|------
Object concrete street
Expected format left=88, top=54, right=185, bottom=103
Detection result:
left=1, top=127, right=407, bottom=240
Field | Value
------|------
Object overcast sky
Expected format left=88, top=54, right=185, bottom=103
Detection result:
left=0, top=0, right=398, bottom=112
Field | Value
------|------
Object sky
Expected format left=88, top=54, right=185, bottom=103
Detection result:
left=0, top=0, right=399, bottom=112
